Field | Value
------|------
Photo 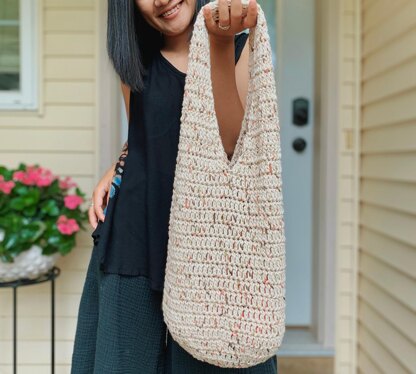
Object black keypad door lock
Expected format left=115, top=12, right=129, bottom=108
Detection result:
left=293, top=98, right=309, bottom=126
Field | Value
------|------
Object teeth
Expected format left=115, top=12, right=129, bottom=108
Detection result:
left=162, top=3, right=180, bottom=17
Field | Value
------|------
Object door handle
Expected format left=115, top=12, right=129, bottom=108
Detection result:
left=293, top=97, right=309, bottom=126
left=292, top=137, right=307, bottom=153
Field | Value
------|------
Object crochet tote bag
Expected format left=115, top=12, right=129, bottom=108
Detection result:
left=162, top=2, right=286, bottom=369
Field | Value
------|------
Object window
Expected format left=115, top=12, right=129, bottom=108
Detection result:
left=0, top=0, right=38, bottom=110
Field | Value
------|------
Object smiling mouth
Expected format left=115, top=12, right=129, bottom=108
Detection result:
left=160, top=0, right=184, bottom=18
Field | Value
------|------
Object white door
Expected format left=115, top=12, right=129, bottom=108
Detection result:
left=263, top=0, right=316, bottom=326
left=277, top=0, right=315, bottom=326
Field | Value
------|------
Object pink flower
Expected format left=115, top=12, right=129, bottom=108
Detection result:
left=59, top=176, right=77, bottom=189
left=13, top=170, right=35, bottom=185
left=29, top=166, right=55, bottom=187
left=56, top=215, right=80, bottom=235
left=0, top=175, right=15, bottom=194
left=64, top=195, right=84, bottom=210
left=35, top=174, right=54, bottom=187
left=13, top=165, right=56, bottom=187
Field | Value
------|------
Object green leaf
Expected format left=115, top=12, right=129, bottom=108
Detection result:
left=47, top=180, right=61, bottom=195
left=9, top=197, right=27, bottom=210
left=0, top=165, right=8, bottom=175
left=58, top=237, right=74, bottom=255
left=3, top=233, right=19, bottom=250
left=20, top=221, right=46, bottom=242
left=22, top=196, right=37, bottom=206
left=24, top=189, right=41, bottom=205
left=75, top=186, right=85, bottom=197
left=40, top=200, right=60, bottom=216
left=0, top=166, right=13, bottom=180
left=0, top=195, right=9, bottom=214
left=42, top=244, right=58, bottom=256
left=47, top=234, right=62, bottom=246
left=14, top=185, right=29, bottom=195
left=23, top=205, right=37, bottom=217
left=0, top=214, right=22, bottom=231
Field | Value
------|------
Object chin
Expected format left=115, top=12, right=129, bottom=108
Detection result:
left=162, top=22, right=192, bottom=36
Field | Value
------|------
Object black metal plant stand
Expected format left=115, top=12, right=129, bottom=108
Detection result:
left=0, top=266, right=61, bottom=374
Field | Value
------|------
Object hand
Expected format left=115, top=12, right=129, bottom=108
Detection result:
left=202, top=0, right=258, bottom=41
left=88, top=163, right=115, bottom=229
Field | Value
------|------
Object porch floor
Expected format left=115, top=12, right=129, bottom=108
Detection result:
left=278, top=356, right=334, bottom=374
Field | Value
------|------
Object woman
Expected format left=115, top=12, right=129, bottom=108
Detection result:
left=71, top=0, right=278, bottom=372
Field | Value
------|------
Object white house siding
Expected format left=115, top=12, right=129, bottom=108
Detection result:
left=358, top=0, right=416, bottom=373
left=0, top=0, right=98, bottom=373
left=335, top=0, right=361, bottom=373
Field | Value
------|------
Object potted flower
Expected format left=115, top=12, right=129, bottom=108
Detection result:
left=0, top=163, right=89, bottom=282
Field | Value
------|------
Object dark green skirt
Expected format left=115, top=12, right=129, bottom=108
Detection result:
left=71, top=245, right=278, bottom=374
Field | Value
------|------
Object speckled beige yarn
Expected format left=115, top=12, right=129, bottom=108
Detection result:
left=162, top=2, right=286, bottom=369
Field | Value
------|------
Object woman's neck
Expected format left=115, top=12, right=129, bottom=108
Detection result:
left=161, top=26, right=192, bottom=53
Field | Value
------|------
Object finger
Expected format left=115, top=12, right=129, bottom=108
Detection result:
left=218, top=0, right=230, bottom=27
left=203, top=4, right=216, bottom=30
left=242, top=0, right=257, bottom=29
left=88, top=205, right=98, bottom=230
left=230, top=0, right=242, bottom=24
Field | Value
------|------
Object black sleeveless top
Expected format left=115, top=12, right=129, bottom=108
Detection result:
left=92, top=31, right=249, bottom=293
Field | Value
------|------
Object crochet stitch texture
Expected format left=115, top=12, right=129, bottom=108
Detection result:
left=162, top=2, right=286, bottom=368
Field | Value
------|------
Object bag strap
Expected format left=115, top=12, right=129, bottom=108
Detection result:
left=180, top=2, right=278, bottom=168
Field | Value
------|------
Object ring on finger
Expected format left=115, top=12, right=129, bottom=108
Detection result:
left=218, top=22, right=231, bottom=31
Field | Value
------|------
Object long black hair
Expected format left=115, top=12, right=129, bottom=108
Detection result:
left=107, top=0, right=210, bottom=93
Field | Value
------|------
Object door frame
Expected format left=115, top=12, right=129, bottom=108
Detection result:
left=312, top=0, right=341, bottom=352
left=277, top=0, right=342, bottom=356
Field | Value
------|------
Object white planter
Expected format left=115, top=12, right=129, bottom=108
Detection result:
left=0, top=230, right=61, bottom=283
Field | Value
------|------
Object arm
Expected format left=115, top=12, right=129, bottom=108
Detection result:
left=209, top=36, right=249, bottom=159
left=203, top=0, right=257, bottom=159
